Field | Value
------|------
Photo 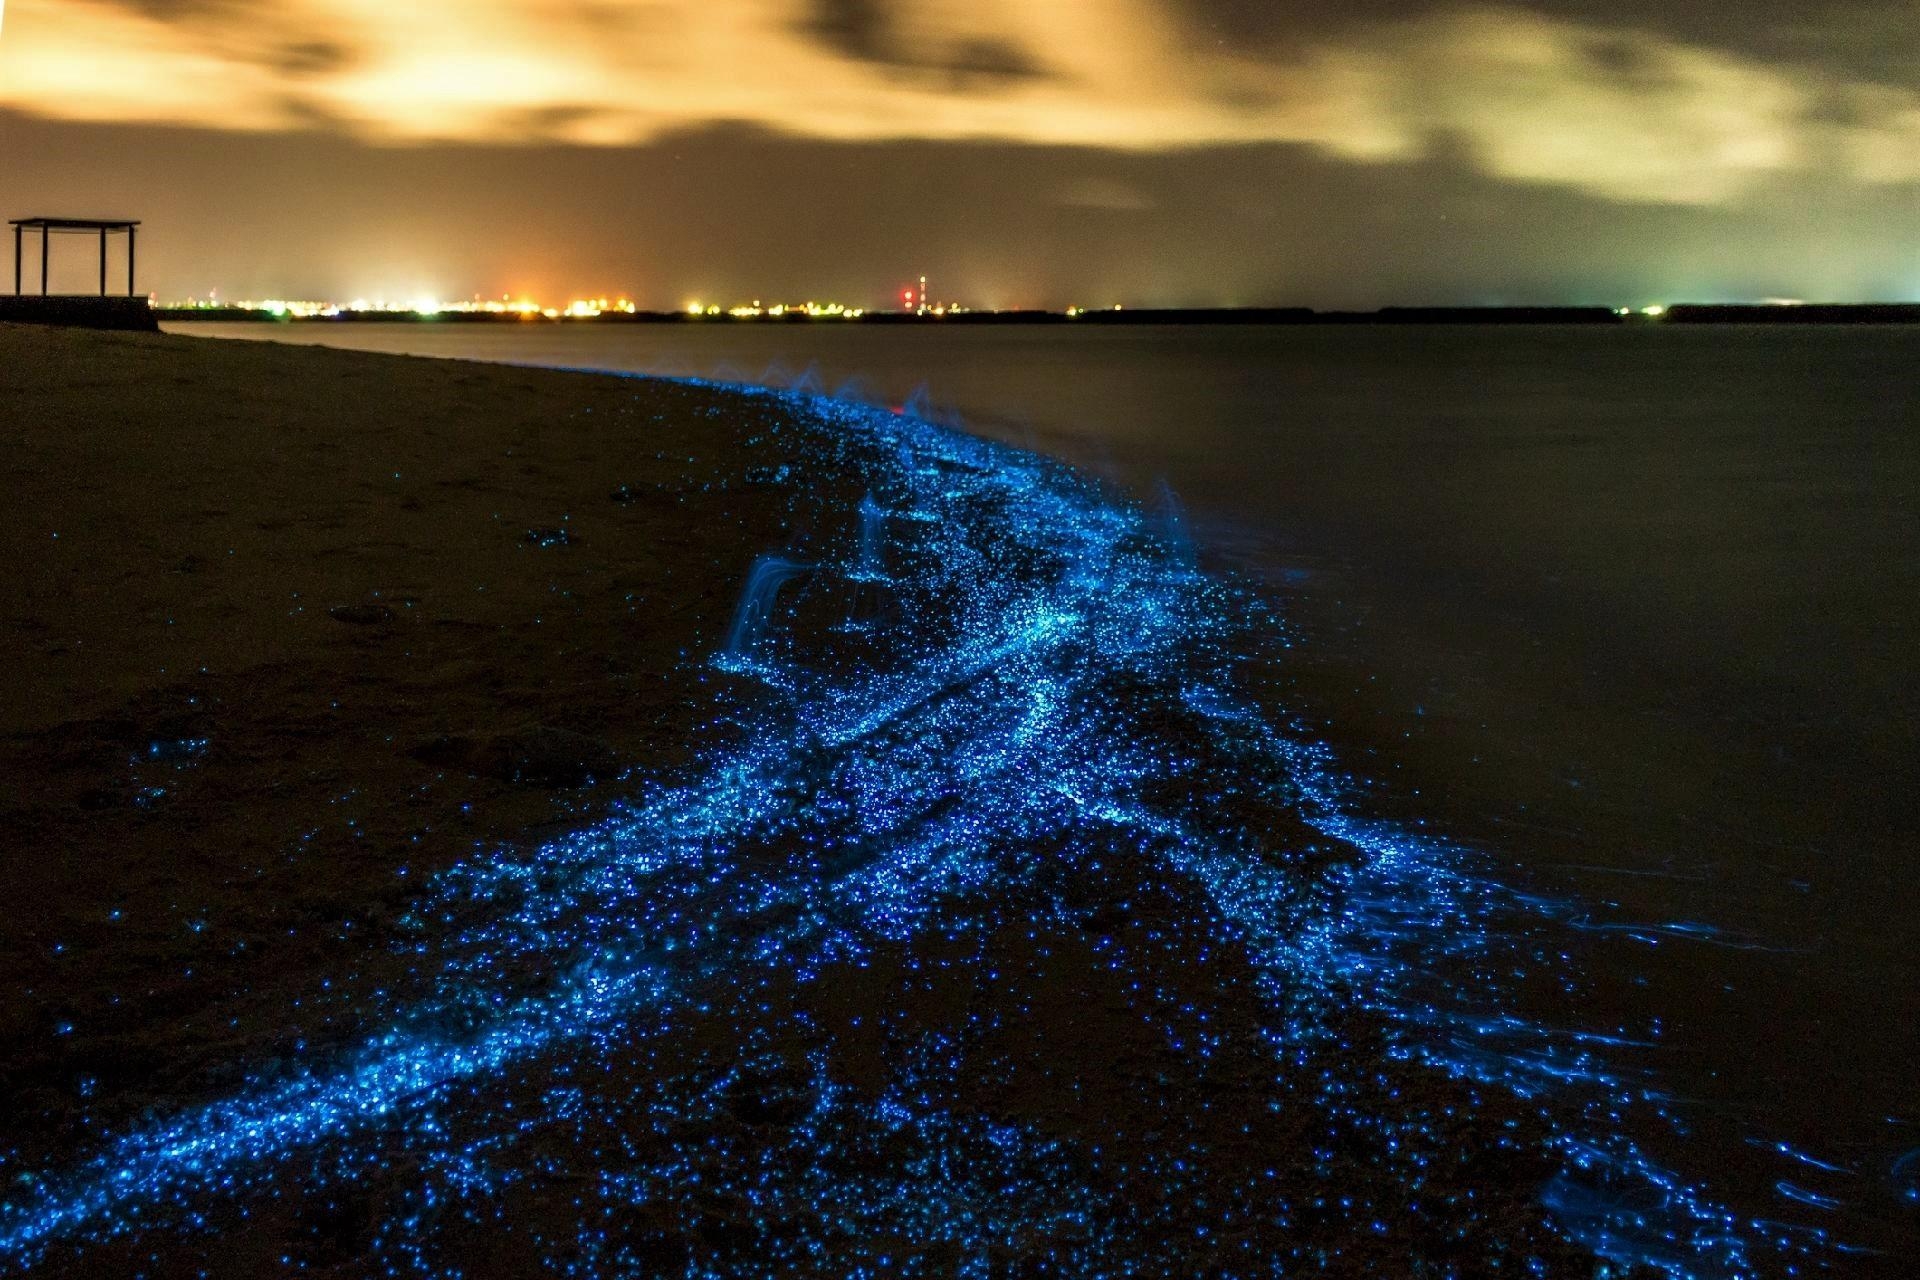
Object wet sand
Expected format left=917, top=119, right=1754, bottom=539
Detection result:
left=1, top=325, right=1644, bottom=1277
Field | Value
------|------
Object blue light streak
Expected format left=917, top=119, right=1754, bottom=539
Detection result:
left=0, top=383, right=1840, bottom=1276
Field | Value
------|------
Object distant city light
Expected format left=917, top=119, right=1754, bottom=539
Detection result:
left=163, top=295, right=552, bottom=318
left=162, top=294, right=869, bottom=320
left=160, top=272, right=975, bottom=320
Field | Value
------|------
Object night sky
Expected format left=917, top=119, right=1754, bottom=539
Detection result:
left=1, top=0, right=1916, bottom=307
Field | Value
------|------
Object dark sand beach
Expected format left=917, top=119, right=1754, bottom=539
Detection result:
left=0, top=324, right=833, bottom=1141
left=0, top=324, right=1645, bottom=1277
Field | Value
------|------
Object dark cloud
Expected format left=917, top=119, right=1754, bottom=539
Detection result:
left=268, top=94, right=354, bottom=134
left=936, top=38, right=1045, bottom=87
left=502, top=104, right=621, bottom=138
left=1172, top=0, right=1920, bottom=85
left=95, top=0, right=259, bottom=21
left=801, top=0, right=892, bottom=64
left=274, top=40, right=353, bottom=77
left=89, top=2, right=358, bottom=77
left=795, top=0, right=1046, bottom=87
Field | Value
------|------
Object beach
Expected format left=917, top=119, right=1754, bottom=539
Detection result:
left=0, top=324, right=1659, bottom=1276
left=10, top=0, right=1917, bottom=1271
left=0, top=323, right=836, bottom=1151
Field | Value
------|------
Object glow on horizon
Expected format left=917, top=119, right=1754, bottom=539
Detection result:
left=164, top=294, right=595, bottom=317
left=161, top=294, right=886, bottom=318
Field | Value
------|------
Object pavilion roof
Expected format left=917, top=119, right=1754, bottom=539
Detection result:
left=10, top=218, right=141, bottom=231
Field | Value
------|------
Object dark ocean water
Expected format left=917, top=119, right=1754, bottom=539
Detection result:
left=173, top=321, right=1920, bottom=1269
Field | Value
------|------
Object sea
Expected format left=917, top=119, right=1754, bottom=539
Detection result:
left=170, top=320, right=1920, bottom=1272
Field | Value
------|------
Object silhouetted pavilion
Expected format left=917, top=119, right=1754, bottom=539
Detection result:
left=10, top=217, right=140, bottom=297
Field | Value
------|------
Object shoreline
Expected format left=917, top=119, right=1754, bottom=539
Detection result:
left=0, top=325, right=1800, bottom=1275
left=14, top=296, right=1920, bottom=336
left=157, top=303, right=1920, bottom=326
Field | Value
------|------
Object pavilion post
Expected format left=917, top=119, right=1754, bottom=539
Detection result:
left=40, top=226, right=49, bottom=296
left=128, top=226, right=137, bottom=298
left=12, top=224, right=20, bottom=296
left=100, top=229, right=109, bottom=296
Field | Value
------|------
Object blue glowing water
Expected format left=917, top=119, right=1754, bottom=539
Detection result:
left=853, top=492, right=888, bottom=582
left=720, top=554, right=813, bottom=667
left=0, top=377, right=1858, bottom=1276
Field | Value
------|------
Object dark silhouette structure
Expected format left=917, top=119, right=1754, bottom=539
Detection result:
left=11, top=217, right=141, bottom=297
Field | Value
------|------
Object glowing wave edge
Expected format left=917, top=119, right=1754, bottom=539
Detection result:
left=0, top=384, right=1821, bottom=1277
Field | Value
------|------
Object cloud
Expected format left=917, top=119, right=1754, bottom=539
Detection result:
left=1833, top=83, right=1920, bottom=184
left=1, top=0, right=1917, bottom=204
left=1056, top=177, right=1158, bottom=212
left=795, top=0, right=1044, bottom=88
left=1345, top=9, right=1813, bottom=204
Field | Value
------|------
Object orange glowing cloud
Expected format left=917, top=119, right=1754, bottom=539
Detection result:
left=0, top=0, right=1914, bottom=205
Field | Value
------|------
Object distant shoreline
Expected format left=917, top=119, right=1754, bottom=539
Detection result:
left=12, top=296, right=1920, bottom=335
left=3, top=297, right=1920, bottom=337
left=156, top=303, right=1920, bottom=326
